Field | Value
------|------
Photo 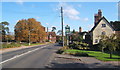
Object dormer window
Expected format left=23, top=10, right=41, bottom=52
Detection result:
left=102, top=24, right=106, bottom=27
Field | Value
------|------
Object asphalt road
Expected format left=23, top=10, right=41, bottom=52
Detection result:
left=1, top=43, right=60, bottom=68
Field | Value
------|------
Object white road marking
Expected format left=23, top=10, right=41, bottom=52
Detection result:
left=0, top=45, right=49, bottom=64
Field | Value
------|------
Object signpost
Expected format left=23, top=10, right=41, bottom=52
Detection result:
left=65, top=25, right=70, bottom=46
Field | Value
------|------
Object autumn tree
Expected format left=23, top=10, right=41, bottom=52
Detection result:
left=14, top=18, right=46, bottom=43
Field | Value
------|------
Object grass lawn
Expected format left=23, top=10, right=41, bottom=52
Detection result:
left=64, top=49, right=120, bottom=61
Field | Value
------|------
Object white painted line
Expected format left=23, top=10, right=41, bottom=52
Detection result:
left=0, top=45, right=48, bottom=64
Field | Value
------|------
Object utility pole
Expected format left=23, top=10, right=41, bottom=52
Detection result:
left=47, top=27, right=49, bottom=41
left=61, top=7, right=64, bottom=47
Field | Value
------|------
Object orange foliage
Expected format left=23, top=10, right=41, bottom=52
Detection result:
left=14, top=18, right=46, bottom=42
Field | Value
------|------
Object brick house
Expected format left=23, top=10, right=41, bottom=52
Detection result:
left=47, top=32, right=56, bottom=42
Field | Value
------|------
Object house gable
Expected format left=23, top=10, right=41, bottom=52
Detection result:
left=90, top=16, right=115, bottom=45
left=90, top=16, right=114, bottom=32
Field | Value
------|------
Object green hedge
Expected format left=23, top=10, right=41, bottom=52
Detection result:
left=2, top=43, right=21, bottom=48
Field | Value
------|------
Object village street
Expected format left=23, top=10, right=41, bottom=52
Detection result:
left=0, top=43, right=119, bottom=69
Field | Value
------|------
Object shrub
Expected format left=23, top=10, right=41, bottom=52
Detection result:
left=63, top=51, right=89, bottom=57
left=22, top=43, right=29, bottom=46
left=56, top=49, right=64, bottom=54
left=2, top=43, right=21, bottom=48
left=46, top=40, right=49, bottom=42
left=11, top=42, right=21, bottom=47
left=69, top=43, right=79, bottom=49
left=73, top=52, right=89, bottom=56
left=56, top=46, right=69, bottom=54
left=69, top=41, right=90, bottom=50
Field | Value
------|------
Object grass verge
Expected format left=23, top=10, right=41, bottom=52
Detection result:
left=1, top=42, right=46, bottom=49
left=63, top=49, right=120, bottom=61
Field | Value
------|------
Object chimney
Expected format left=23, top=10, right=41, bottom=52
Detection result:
left=98, top=9, right=102, bottom=19
left=79, top=27, right=82, bottom=32
left=94, top=14, right=99, bottom=26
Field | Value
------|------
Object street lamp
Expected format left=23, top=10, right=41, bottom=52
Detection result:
left=65, top=25, right=70, bottom=46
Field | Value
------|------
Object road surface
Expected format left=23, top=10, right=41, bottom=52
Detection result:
left=1, top=43, right=60, bottom=68
left=1, top=43, right=119, bottom=70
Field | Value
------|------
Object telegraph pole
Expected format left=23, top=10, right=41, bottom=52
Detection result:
left=61, top=7, right=64, bottom=47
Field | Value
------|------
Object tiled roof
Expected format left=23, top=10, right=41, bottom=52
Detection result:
left=110, top=21, right=120, bottom=31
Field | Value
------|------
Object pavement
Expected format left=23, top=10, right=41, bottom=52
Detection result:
left=46, top=54, right=120, bottom=68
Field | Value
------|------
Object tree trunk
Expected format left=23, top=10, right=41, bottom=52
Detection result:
left=102, top=47, right=104, bottom=52
left=110, top=51, right=112, bottom=59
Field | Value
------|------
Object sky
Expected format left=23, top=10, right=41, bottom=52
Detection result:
left=1, top=2, right=119, bottom=35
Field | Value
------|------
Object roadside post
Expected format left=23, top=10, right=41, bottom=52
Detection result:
left=65, top=25, right=70, bottom=46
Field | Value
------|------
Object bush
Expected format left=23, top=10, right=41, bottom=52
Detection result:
left=56, top=49, right=64, bottom=54
left=2, top=43, right=21, bottom=48
left=22, top=43, right=29, bottom=46
left=69, top=41, right=90, bottom=50
left=73, top=52, right=89, bottom=56
left=46, top=40, right=49, bottom=42
left=69, top=43, right=79, bottom=49
left=90, top=44, right=100, bottom=51
left=11, top=42, right=21, bottom=47
left=63, top=51, right=89, bottom=57
left=56, top=46, right=69, bottom=54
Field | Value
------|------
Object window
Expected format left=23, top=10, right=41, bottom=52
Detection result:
left=95, top=39, right=98, bottom=43
left=102, top=24, right=106, bottom=27
left=101, top=31, right=106, bottom=35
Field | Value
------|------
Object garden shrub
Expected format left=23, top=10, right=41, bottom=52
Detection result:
left=23, top=43, right=29, bottom=46
left=73, top=52, right=89, bottom=56
left=56, top=46, right=69, bottom=54
left=63, top=51, right=89, bottom=57
left=56, top=49, right=64, bottom=54
left=2, top=43, right=21, bottom=48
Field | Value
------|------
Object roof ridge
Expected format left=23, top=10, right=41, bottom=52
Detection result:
left=90, top=16, right=114, bottom=32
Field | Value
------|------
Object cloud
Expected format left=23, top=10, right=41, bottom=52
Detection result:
left=46, top=23, right=49, bottom=25
left=78, top=4, right=82, bottom=8
left=58, top=2, right=80, bottom=20
left=35, top=16, right=40, bottom=19
left=16, top=0, right=24, bottom=5
left=16, top=20, right=19, bottom=23
left=48, top=28, right=52, bottom=31
left=83, top=18, right=89, bottom=21
left=51, top=25, right=57, bottom=28
left=87, top=24, right=94, bottom=29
